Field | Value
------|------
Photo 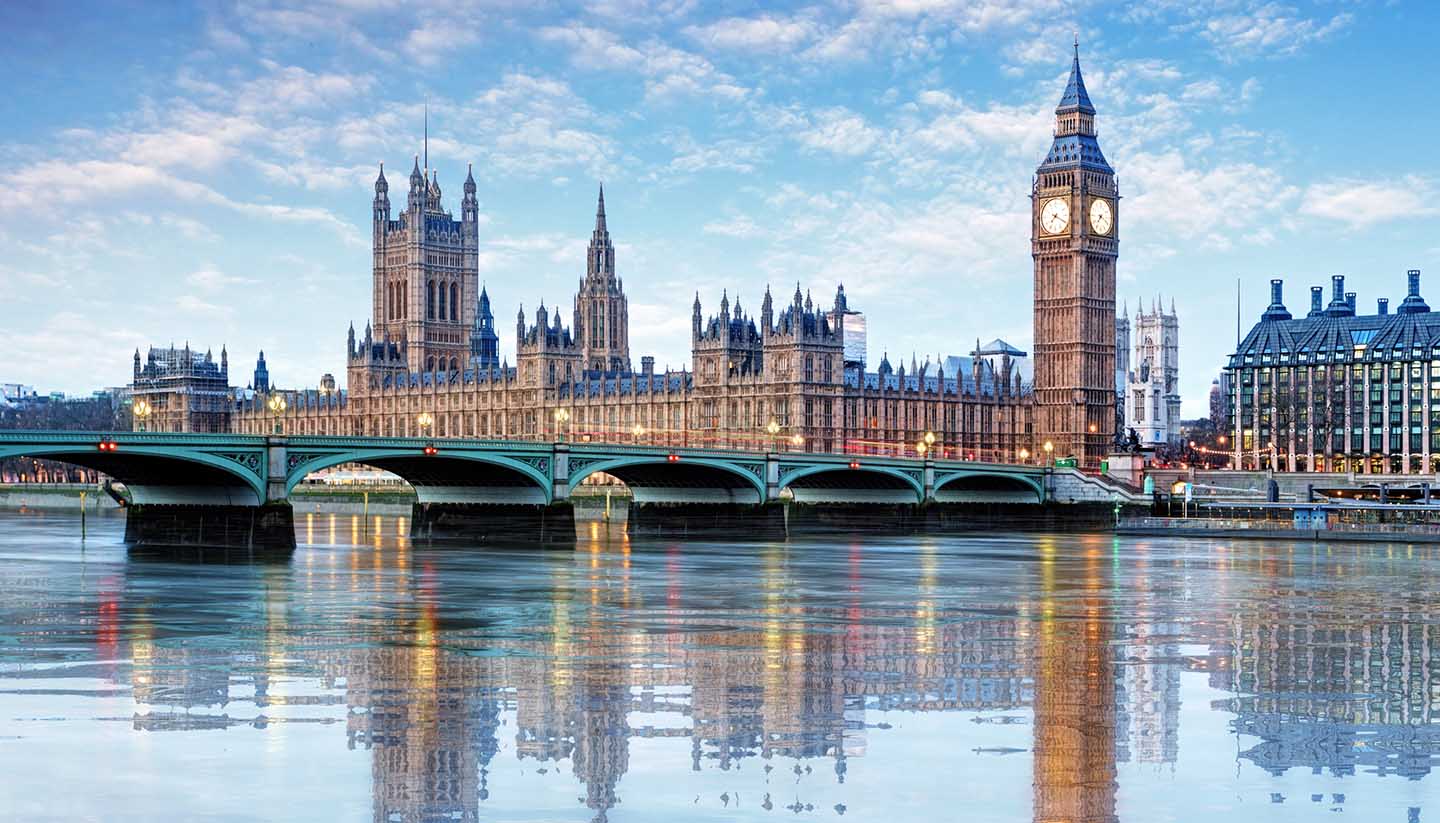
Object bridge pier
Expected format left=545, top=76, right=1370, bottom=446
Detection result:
left=124, top=502, right=296, bottom=550
left=628, top=501, right=787, bottom=540
left=410, top=502, right=576, bottom=546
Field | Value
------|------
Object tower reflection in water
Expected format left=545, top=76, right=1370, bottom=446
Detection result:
left=62, top=513, right=1440, bottom=821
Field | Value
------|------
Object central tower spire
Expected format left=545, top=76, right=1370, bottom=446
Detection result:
left=575, top=184, right=629, bottom=373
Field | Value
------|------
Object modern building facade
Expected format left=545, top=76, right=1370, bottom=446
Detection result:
left=1116, top=298, right=1180, bottom=446
left=1226, top=271, right=1434, bottom=472
left=219, top=47, right=1117, bottom=464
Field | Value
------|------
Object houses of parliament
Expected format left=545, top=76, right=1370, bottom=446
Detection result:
left=218, top=46, right=1117, bottom=467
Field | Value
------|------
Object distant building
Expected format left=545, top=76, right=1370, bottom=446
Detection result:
left=1116, top=298, right=1180, bottom=446
left=130, top=344, right=234, bottom=433
left=252, top=351, right=270, bottom=393
left=827, top=285, right=866, bottom=369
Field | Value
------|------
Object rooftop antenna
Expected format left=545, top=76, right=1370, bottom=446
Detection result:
left=1235, top=276, right=1241, bottom=345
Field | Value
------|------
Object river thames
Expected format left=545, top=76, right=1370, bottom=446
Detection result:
left=0, top=509, right=1437, bottom=822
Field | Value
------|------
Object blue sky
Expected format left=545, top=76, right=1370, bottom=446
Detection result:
left=2, top=0, right=1436, bottom=415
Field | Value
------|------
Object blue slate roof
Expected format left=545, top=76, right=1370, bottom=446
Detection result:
left=1038, top=134, right=1112, bottom=173
left=1057, top=47, right=1095, bottom=114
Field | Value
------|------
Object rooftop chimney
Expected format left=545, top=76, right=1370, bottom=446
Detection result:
left=1378, top=298, right=1390, bottom=315
left=1346, top=292, right=1356, bottom=313
left=1399, top=269, right=1430, bottom=314
left=1327, top=275, right=1353, bottom=316
left=1262, top=278, right=1291, bottom=320
left=1309, top=286, right=1324, bottom=317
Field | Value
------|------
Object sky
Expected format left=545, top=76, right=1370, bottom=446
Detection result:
left=2, top=0, right=1437, bottom=416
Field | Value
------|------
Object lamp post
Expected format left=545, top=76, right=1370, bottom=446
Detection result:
left=417, top=411, right=434, bottom=438
left=1018, top=447, right=1030, bottom=464
left=790, top=433, right=804, bottom=453
left=1043, top=440, right=1054, bottom=467
left=915, top=440, right=928, bottom=458
left=923, top=430, right=936, bottom=458
left=131, top=399, right=152, bottom=432
left=553, top=407, right=570, bottom=443
left=631, top=423, right=645, bottom=444
left=765, top=419, right=780, bottom=453
left=267, top=393, right=287, bottom=435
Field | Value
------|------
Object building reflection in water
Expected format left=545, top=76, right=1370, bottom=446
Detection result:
left=46, top=518, right=1440, bottom=820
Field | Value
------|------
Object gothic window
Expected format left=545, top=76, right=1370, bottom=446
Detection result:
left=450, top=283, right=459, bottom=322
left=427, top=356, right=436, bottom=372
left=805, top=355, right=814, bottom=382
left=438, top=282, right=447, bottom=320
left=427, top=281, right=436, bottom=320
left=451, top=357, right=459, bottom=373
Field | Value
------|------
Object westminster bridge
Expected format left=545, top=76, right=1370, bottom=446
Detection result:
left=0, top=432, right=1138, bottom=548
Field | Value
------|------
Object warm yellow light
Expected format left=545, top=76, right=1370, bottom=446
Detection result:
left=1019, top=448, right=1030, bottom=461
left=923, top=431, right=936, bottom=445
left=631, top=424, right=645, bottom=437
left=766, top=419, right=780, bottom=435
left=416, top=411, right=434, bottom=429
left=553, top=407, right=570, bottom=423
left=268, top=394, right=287, bottom=414
left=1043, top=441, right=1054, bottom=453
left=790, top=434, right=804, bottom=446
left=916, top=441, right=928, bottom=456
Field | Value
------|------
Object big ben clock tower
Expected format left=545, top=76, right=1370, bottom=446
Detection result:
left=1032, top=38, right=1117, bottom=469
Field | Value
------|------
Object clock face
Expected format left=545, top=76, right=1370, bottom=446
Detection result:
left=1089, top=198, right=1113, bottom=235
left=1040, top=197, right=1070, bottom=234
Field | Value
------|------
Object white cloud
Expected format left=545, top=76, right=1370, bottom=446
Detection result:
left=539, top=24, right=750, bottom=102
left=793, top=107, right=882, bottom=157
left=1197, top=4, right=1353, bottom=60
left=683, top=15, right=819, bottom=53
left=188, top=267, right=258, bottom=290
left=1300, top=177, right=1437, bottom=229
left=703, top=215, right=765, bottom=238
left=1122, top=150, right=1299, bottom=251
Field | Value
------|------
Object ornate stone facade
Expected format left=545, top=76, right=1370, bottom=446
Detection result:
left=1117, top=298, right=1180, bottom=446
left=1031, top=40, right=1118, bottom=469
left=232, top=47, right=1120, bottom=464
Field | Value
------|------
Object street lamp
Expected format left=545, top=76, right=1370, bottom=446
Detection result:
left=916, top=440, right=928, bottom=458
left=417, top=411, right=434, bottom=436
left=553, top=407, right=570, bottom=442
left=1018, top=447, right=1030, bottom=464
left=631, top=423, right=645, bottom=443
left=267, top=393, right=287, bottom=435
left=1043, top=440, right=1054, bottom=466
left=131, top=399, right=152, bottom=432
left=765, top=419, right=781, bottom=452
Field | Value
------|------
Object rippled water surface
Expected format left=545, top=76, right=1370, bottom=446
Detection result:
left=1, top=508, right=1439, bottom=822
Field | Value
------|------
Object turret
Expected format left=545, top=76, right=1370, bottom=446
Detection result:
left=133, top=348, right=141, bottom=380
left=373, top=163, right=390, bottom=225
left=516, top=305, right=526, bottom=341
left=462, top=163, right=478, bottom=223
left=692, top=292, right=702, bottom=340
left=761, top=286, right=773, bottom=335
left=407, top=155, right=424, bottom=210
left=834, top=283, right=847, bottom=312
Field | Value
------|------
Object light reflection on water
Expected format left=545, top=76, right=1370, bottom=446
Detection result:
left=0, top=509, right=1438, bottom=821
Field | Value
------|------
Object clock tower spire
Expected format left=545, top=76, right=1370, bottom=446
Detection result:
left=1031, top=38, right=1118, bottom=469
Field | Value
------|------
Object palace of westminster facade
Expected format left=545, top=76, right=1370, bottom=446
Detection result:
left=218, top=47, right=1121, bottom=467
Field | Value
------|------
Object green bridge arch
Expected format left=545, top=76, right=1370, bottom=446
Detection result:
left=0, top=442, right=267, bottom=505
left=933, top=469, right=1045, bottom=503
left=566, top=455, right=767, bottom=502
left=283, top=447, right=554, bottom=501
left=778, top=463, right=926, bottom=503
